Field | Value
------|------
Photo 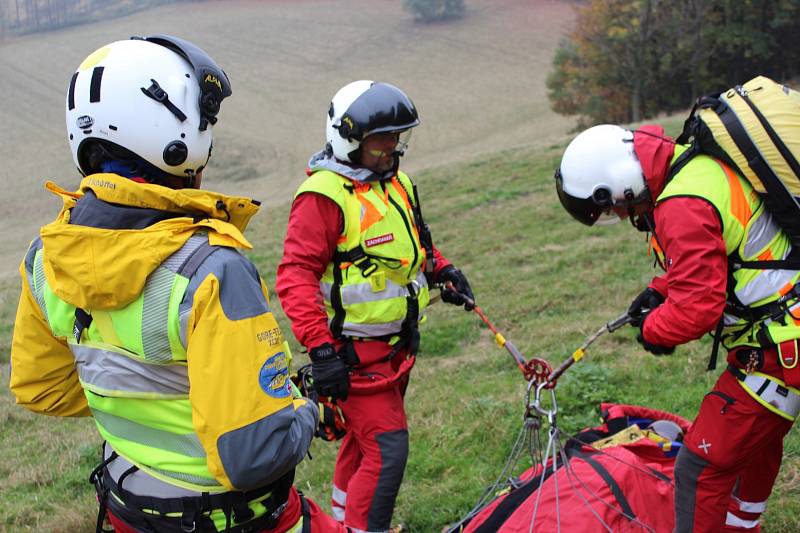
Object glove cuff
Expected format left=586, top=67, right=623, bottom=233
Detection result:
left=310, top=342, right=336, bottom=362
left=436, top=264, right=458, bottom=283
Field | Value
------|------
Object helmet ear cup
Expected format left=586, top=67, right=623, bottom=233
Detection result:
left=336, top=114, right=354, bottom=140
left=201, top=92, right=220, bottom=114
left=592, top=187, right=613, bottom=207
left=163, top=141, right=189, bottom=166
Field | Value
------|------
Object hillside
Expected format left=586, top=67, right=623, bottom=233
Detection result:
left=2, top=119, right=799, bottom=531
left=0, top=0, right=575, bottom=276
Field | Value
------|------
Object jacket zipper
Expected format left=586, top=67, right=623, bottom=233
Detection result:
left=383, top=181, right=419, bottom=279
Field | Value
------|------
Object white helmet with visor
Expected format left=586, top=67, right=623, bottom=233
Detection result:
left=555, top=124, right=648, bottom=226
left=326, top=80, right=420, bottom=164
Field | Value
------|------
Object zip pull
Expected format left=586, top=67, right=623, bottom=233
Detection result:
left=73, top=308, right=93, bottom=344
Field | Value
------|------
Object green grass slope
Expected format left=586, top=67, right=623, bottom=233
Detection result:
left=2, top=120, right=798, bottom=531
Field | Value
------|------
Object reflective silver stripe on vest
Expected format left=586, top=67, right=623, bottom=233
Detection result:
left=738, top=373, right=800, bottom=420
left=140, top=235, right=207, bottom=362
left=146, top=466, right=221, bottom=487
left=734, top=268, right=798, bottom=307
left=321, top=271, right=428, bottom=306
left=742, top=210, right=781, bottom=259
left=163, top=234, right=207, bottom=273
left=32, top=251, right=50, bottom=323
left=141, top=266, right=175, bottom=363
left=337, top=318, right=407, bottom=338
left=92, top=408, right=207, bottom=457
left=105, top=445, right=220, bottom=496
left=723, top=313, right=740, bottom=327
left=72, top=343, right=189, bottom=397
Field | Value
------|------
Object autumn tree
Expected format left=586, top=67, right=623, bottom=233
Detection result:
left=548, top=0, right=800, bottom=126
left=403, top=0, right=465, bottom=22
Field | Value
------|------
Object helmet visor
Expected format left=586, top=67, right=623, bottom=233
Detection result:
left=555, top=168, right=619, bottom=226
left=364, top=129, right=413, bottom=158
left=342, top=82, right=420, bottom=141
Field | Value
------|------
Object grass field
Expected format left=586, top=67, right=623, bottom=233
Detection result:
left=0, top=0, right=574, bottom=277
left=2, top=116, right=799, bottom=531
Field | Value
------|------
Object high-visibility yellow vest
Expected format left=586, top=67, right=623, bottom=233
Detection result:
left=296, top=170, right=430, bottom=339
left=26, top=234, right=227, bottom=491
left=654, top=145, right=800, bottom=349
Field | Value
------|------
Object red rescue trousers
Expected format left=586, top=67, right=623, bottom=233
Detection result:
left=674, top=349, right=794, bottom=532
left=331, top=341, right=411, bottom=533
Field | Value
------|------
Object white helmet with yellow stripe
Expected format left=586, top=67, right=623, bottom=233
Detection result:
left=66, top=35, right=231, bottom=182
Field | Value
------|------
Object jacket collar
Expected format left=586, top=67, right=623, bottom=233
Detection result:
left=632, top=124, right=676, bottom=200
left=38, top=174, right=261, bottom=310
left=307, top=150, right=395, bottom=183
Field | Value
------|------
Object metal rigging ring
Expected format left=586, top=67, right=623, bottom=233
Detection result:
left=523, top=357, right=553, bottom=386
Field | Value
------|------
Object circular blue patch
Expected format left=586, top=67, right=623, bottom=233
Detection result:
left=259, top=352, right=291, bottom=399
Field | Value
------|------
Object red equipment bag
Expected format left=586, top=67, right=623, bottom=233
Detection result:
left=455, top=403, right=690, bottom=533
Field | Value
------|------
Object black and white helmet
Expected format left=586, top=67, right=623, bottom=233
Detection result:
left=326, top=80, right=420, bottom=163
left=65, top=35, right=232, bottom=179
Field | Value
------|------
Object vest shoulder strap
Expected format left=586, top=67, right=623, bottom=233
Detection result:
left=664, top=144, right=699, bottom=186
left=296, top=170, right=360, bottom=246
left=295, top=170, right=348, bottom=205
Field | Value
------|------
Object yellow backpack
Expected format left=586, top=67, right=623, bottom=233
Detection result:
left=674, top=76, right=800, bottom=248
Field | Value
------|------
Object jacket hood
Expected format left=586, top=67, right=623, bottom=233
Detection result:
left=39, top=173, right=260, bottom=310
left=632, top=125, right=676, bottom=200
left=307, top=149, right=395, bottom=182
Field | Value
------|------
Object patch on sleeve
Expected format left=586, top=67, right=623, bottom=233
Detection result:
left=259, top=352, right=291, bottom=399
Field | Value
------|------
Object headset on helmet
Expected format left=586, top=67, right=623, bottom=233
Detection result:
left=555, top=124, right=649, bottom=226
left=326, top=80, right=420, bottom=164
left=65, top=35, right=232, bottom=182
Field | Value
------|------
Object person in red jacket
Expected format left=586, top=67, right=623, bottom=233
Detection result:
left=276, top=80, right=474, bottom=533
left=555, top=124, right=799, bottom=532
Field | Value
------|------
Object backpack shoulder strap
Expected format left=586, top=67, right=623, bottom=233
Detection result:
left=664, top=143, right=700, bottom=186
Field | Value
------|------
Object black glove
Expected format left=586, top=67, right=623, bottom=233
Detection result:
left=636, top=330, right=675, bottom=356
left=627, top=287, right=665, bottom=328
left=291, top=363, right=348, bottom=441
left=438, top=265, right=475, bottom=311
left=309, top=343, right=350, bottom=401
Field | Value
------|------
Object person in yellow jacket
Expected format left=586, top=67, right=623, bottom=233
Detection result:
left=276, top=80, right=474, bottom=533
left=8, top=36, right=346, bottom=533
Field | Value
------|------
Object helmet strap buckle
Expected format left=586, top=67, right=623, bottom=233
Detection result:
left=141, top=79, right=187, bottom=123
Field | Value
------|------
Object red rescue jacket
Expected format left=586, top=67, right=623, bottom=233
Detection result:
left=633, top=125, right=728, bottom=347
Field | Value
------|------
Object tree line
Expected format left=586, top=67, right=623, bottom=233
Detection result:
left=547, top=0, right=800, bottom=126
left=0, top=0, right=195, bottom=37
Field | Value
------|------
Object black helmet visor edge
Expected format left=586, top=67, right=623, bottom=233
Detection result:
left=555, top=167, right=606, bottom=227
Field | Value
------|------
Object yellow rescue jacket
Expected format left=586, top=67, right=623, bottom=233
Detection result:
left=10, top=174, right=316, bottom=499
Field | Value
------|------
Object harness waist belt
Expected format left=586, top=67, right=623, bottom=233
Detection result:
left=727, top=365, right=800, bottom=421
left=101, top=463, right=293, bottom=533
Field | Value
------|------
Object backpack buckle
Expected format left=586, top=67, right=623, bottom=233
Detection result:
left=353, top=256, right=377, bottom=277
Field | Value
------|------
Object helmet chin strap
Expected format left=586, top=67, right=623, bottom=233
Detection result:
left=388, top=151, right=402, bottom=176
left=621, top=187, right=654, bottom=232
left=629, top=209, right=654, bottom=232
left=358, top=150, right=403, bottom=181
